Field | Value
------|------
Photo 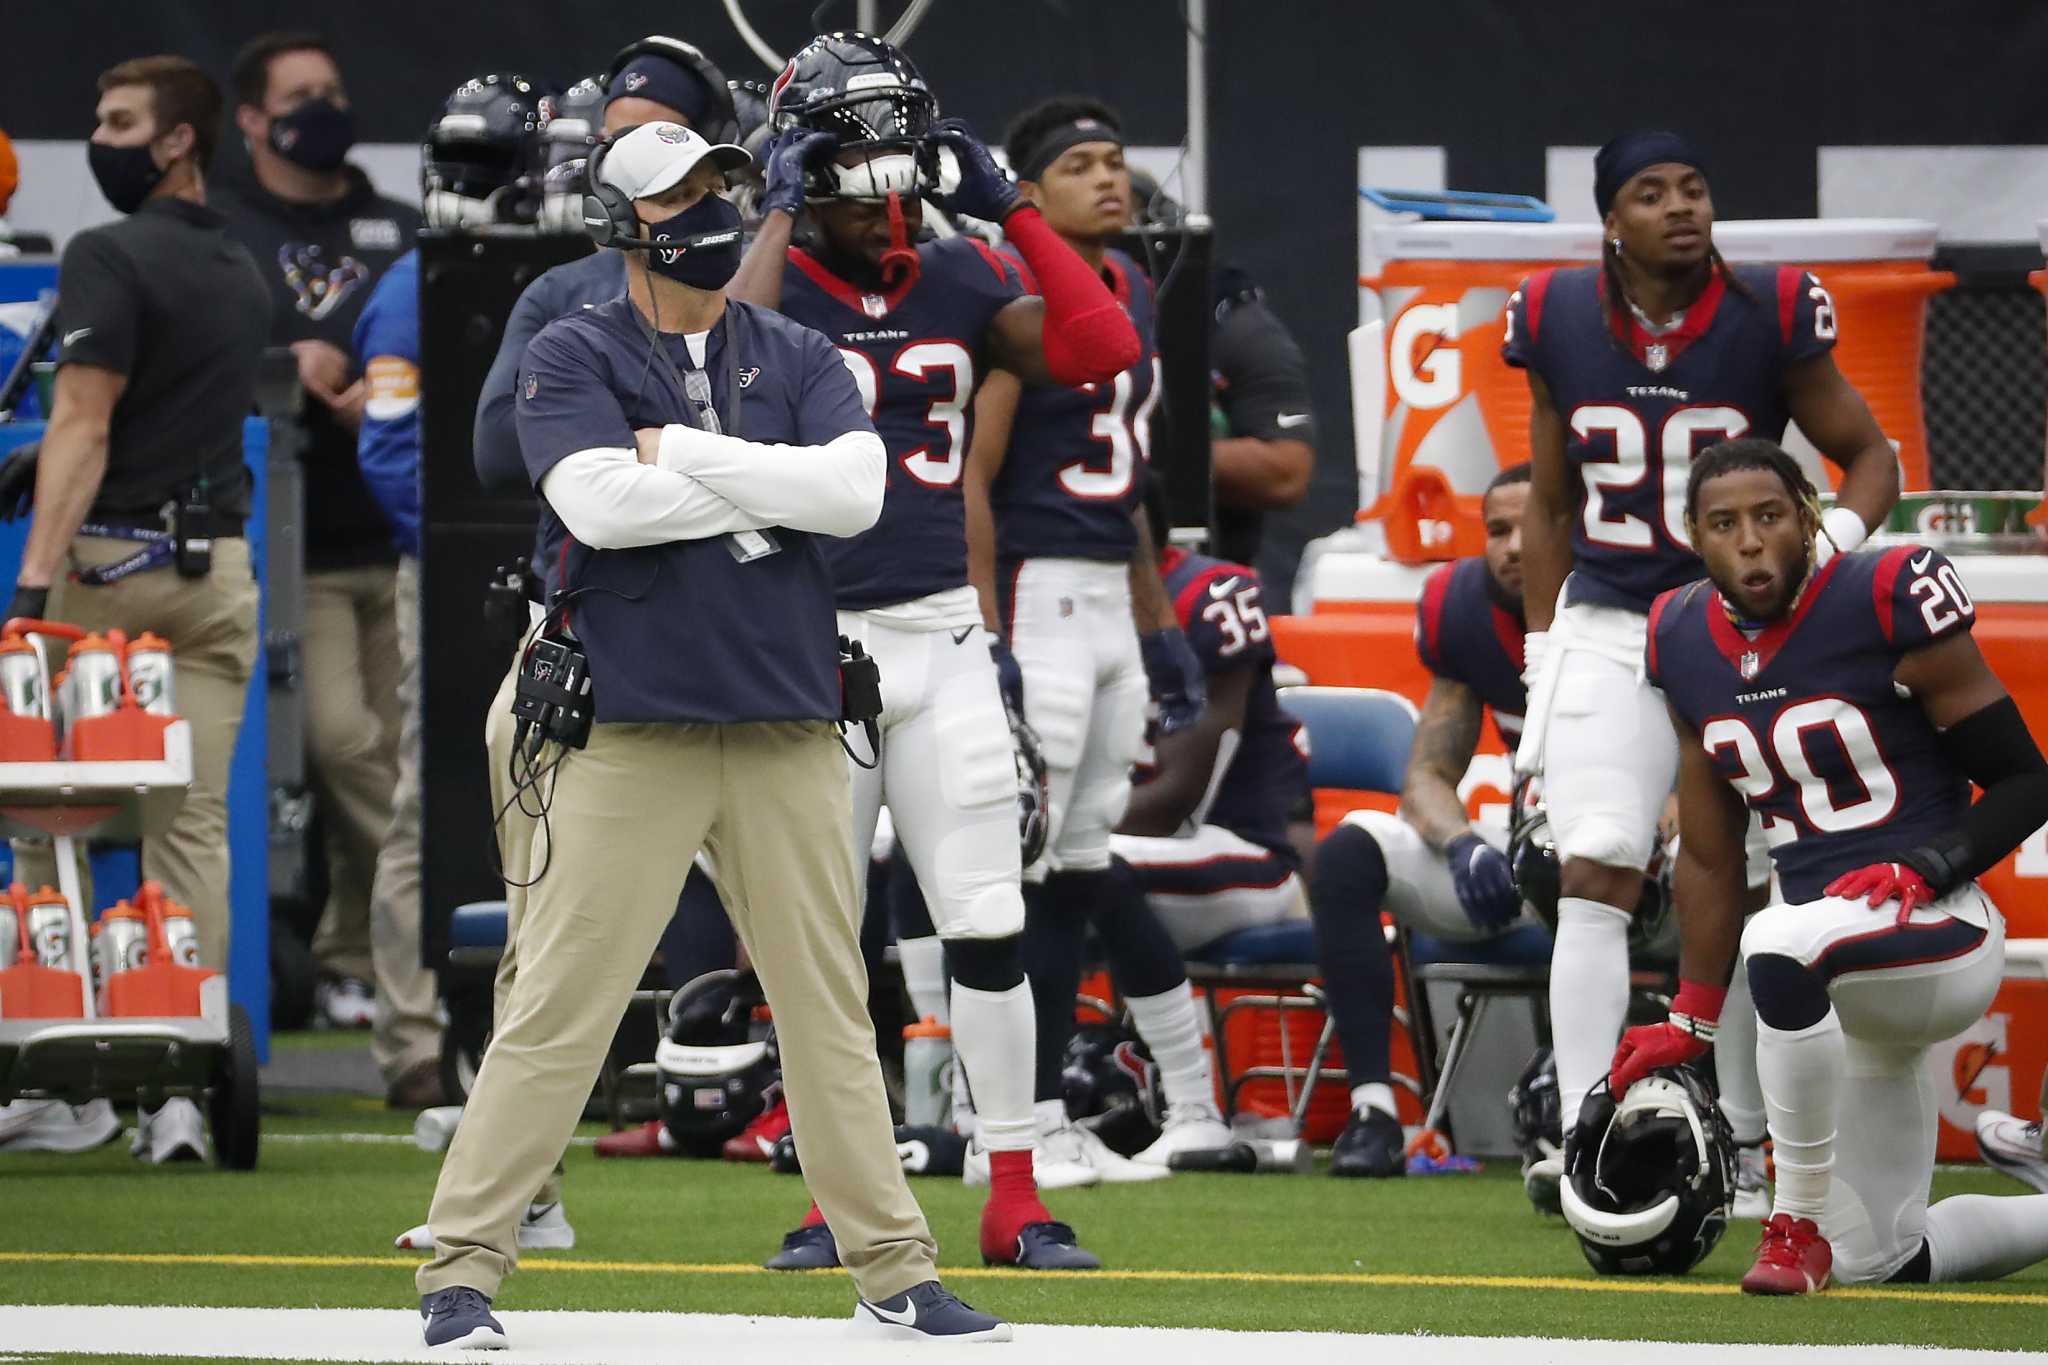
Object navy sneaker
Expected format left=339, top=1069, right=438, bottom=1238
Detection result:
left=764, top=1223, right=840, bottom=1271
left=853, top=1280, right=1013, bottom=1342
left=419, top=1287, right=507, bottom=1349
left=990, top=1221, right=1101, bottom=1270
left=1328, top=1107, right=1405, bottom=1178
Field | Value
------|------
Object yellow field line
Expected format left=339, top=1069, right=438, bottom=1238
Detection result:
left=1, top=1250, right=2044, bottom=1307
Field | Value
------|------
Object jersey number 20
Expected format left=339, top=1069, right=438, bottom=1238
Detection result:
left=1570, top=405, right=1750, bottom=550
left=1702, top=698, right=1898, bottom=844
left=837, top=342, right=974, bottom=488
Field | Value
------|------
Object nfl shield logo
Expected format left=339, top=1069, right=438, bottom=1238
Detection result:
left=1739, top=650, right=1760, bottom=680
left=861, top=294, right=887, bottom=319
left=1645, top=343, right=1670, bottom=373
left=523, top=372, right=538, bottom=401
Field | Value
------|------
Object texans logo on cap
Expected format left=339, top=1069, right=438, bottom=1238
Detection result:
left=625, top=71, right=647, bottom=91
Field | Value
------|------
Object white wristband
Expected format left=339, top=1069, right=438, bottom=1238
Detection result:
left=1822, top=505, right=1869, bottom=555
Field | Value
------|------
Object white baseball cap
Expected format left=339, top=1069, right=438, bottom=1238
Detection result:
left=599, top=121, right=751, bottom=200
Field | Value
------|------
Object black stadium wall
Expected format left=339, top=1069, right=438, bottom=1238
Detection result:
left=7, top=0, right=2047, bottom=599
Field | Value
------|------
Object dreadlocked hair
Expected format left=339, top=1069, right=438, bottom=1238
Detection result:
left=1599, top=237, right=1755, bottom=345
left=1684, top=437, right=1827, bottom=548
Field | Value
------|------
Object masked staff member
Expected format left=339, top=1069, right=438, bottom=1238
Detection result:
left=2, top=56, right=268, bottom=1161
left=412, top=122, right=1007, bottom=1350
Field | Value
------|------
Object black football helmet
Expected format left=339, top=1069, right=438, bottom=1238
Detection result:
left=421, top=73, right=557, bottom=229
left=768, top=31, right=940, bottom=201
left=1061, top=1023, right=1165, bottom=1157
left=1508, top=773, right=1676, bottom=961
left=1507, top=1044, right=1562, bottom=1168
left=1560, top=1067, right=1735, bottom=1276
left=1011, top=706, right=1050, bottom=867
left=729, top=78, right=774, bottom=158
left=655, top=969, right=778, bottom=1158
left=537, top=74, right=606, bottom=234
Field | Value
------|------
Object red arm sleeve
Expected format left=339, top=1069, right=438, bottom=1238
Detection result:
left=1002, top=206, right=1141, bottom=385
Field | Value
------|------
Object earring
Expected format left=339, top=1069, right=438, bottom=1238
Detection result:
left=1609, top=237, right=1622, bottom=252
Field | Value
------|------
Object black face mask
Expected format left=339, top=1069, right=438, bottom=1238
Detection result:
left=268, top=98, right=357, bottom=172
left=88, top=141, right=166, bottom=215
left=644, top=194, right=743, bottom=291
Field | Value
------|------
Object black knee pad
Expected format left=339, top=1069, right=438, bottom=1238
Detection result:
left=1309, top=822, right=1389, bottom=924
left=943, top=934, right=1025, bottom=994
left=1747, top=952, right=1831, bottom=1032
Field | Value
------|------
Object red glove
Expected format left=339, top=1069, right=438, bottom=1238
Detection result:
left=1825, top=861, right=1935, bottom=920
left=1608, top=980, right=1727, bottom=1098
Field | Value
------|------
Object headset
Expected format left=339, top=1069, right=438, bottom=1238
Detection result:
left=580, top=130, right=748, bottom=259
left=604, top=36, right=740, bottom=146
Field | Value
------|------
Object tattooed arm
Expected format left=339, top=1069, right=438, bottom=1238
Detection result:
left=1395, top=676, right=1485, bottom=852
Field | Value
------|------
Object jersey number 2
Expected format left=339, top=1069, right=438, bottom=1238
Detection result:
left=837, top=341, right=974, bottom=488
left=1060, top=357, right=1163, bottom=499
left=1570, top=405, right=1750, bottom=550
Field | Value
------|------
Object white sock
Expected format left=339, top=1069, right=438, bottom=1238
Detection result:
left=1927, top=1193, right=2048, bottom=1281
left=950, top=980, right=1035, bottom=1153
left=1757, top=1011, right=1845, bottom=1220
left=1126, top=983, right=1217, bottom=1113
left=1350, top=1082, right=1397, bottom=1120
left=1717, top=953, right=1767, bottom=1145
left=897, top=935, right=950, bottom=1025
left=1549, top=897, right=1632, bottom=1133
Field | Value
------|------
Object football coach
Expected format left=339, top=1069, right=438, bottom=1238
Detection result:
left=414, top=122, right=1007, bottom=1347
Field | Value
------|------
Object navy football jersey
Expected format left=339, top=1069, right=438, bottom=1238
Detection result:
left=1504, top=263, right=1838, bottom=612
left=1647, top=546, right=1976, bottom=903
left=1416, top=557, right=1528, bottom=748
left=782, top=236, right=1024, bottom=610
left=1154, top=548, right=1310, bottom=861
left=991, top=247, right=1160, bottom=566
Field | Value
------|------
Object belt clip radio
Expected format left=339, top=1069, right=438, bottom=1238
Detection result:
left=172, top=486, right=212, bottom=579
left=838, top=635, right=882, bottom=768
left=512, top=633, right=595, bottom=755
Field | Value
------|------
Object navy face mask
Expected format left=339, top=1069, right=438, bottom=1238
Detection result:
left=644, top=193, right=743, bottom=291
left=88, top=141, right=165, bottom=214
left=268, top=98, right=357, bottom=172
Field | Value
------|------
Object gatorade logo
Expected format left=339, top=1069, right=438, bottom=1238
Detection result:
left=1390, top=302, right=1461, bottom=411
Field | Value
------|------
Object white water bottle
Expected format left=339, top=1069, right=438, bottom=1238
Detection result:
left=901, top=1016, right=953, bottom=1130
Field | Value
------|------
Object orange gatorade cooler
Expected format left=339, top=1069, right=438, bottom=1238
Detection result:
left=1358, top=217, right=1951, bottom=554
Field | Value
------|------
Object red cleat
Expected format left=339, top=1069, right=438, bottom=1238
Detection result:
left=1741, top=1214, right=1832, bottom=1295
left=595, top=1120, right=674, bottom=1158
left=723, top=1096, right=791, bottom=1163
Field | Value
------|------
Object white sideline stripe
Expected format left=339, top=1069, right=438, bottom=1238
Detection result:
left=0, top=1307, right=2039, bottom=1365
left=265, top=1133, right=599, bottom=1147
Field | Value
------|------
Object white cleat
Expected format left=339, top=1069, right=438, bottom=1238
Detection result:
left=0, top=1098, right=121, bottom=1153
left=1132, top=1102, right=1235, bottom=1168
left=1067, top=1118, right=1170, bottom=1183
left=1976, top=1110, right=2048, bottom=1194
left=132, top=1097, right=208, bottom=1164
left=962, top=1136, right=1098, bottom=1191
left=396, top=1200, right=577, bottom=1253
left=1523, top=1152, right=1564, bottom=1215
left=1731, top=1142, right=1772, bottom=1220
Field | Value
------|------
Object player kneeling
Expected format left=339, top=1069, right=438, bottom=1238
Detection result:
left=1610, top=438, right=2048, bottom=1294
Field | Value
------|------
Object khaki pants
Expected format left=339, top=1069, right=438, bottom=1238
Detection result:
left=363, top=556, right=439, bottom=1082
left=419, top=719, right=936, bottom=1302
left=13, top=536, right=259, bottom=970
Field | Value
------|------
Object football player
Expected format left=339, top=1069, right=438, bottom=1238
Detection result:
left=959, top=96, right=1207, bottom=1184
left=731, top=32, right=1142, bottom=1271
left=1506, top=130, right=1901, bottom=1166
left=1610, top=438, right=2048, bottom=1294
left=1305, top=464, right=1538, bottom=1178
left=1089, top=474, right=1311, bottom=1166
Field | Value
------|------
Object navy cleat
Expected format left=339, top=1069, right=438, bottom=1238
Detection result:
left=764, top=1223, right=840, bottom=1270
left=994, top=1220, right=1101, bottom=1270
left=419, top=1287, right=507, bottom=1350
left=1328, top=1107, right=1405, bottom=1178
left=853, top=1280, right=1013, bottom=1342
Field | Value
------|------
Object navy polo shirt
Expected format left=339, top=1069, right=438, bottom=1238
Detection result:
left=516, top=295, right=873, bottom=725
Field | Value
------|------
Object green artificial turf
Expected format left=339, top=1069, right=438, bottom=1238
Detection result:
left=2, top=1098, right=2044, bottom=1352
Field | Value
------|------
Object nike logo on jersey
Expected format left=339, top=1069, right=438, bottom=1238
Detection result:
left=1275, top=412, right=1311, bottom=429
left=866, top=1299, right=919, bottom=1327
left=1208, top=576, right=1241, bottom=599
left=950, top=626, right=975, bottom=645
left=1910, top=550, right=1934, bottom=573
left=62, top=327, right=93, bottom=348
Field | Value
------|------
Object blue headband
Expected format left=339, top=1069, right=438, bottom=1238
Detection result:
left=1594, top=130, right=1706, bottom=213
left=607, top=57, right=712, bottom=124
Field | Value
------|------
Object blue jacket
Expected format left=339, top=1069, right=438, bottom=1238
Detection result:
left=350, top=249, right=421, bottom=556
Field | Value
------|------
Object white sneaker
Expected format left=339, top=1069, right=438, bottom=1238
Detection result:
left=1976, top=1110, right=2048, bottom=1193
left=316, top=976, right=376, bottom=1030
left=1132, top=1102, right=1234, bottom=1168
left=0, top=1098, right=121, bottom=1153
left=1732, top=1142, right=1772, bottom=1219
left=1068, top=1119, right=1170, bottom=1183
left=1523, top=1151, right=1563, bottom=1215
left=962, top=1136, right=1099, bottom=1191
left=132, top=1097, right=208, bottom=1164
left=395, top=1200, right=578, bottom=1253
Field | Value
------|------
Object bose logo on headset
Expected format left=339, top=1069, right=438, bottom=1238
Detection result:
left=654, top=229, right=739, bottom=264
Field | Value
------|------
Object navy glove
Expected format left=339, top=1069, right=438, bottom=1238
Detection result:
left=6, top=584, right=48, bottom=627
left=1139, top=628, right=1206, bottom=735
left=0, top=443, right=37, bottom=521
left=985, top=629, right=1024, bottom=717
left=761, top=129, right=838, bottom=220
left=1446, top=831, right=1520, bottom=931
left=927, top=118, right=1022, bottom=223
